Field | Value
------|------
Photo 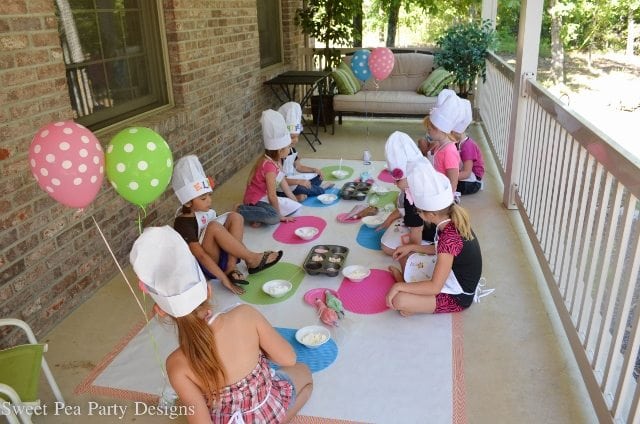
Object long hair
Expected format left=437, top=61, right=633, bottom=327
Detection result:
left=423, top=116, right=457, bottom=143
left=246, top=149, right=280, bottom=185
left=436, top=203, right=473, bottom=240
left=173, top=301, right=226, bottom=407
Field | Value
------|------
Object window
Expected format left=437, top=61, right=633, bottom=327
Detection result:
left=56, top=0, right=169, bottom=130
left=257, top=0, right=283, bottom=68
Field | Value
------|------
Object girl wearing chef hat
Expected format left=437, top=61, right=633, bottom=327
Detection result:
left=277, top=102, right=328, bottom=201
left=385, top=159, right=483, bottom=315
left=451, top=98, right=485, bottom=195
left=237, top=109, right=302, bottom=227
left=421, top=89, right=462, bottom=195
left=130, top=226, right=313, bottom=423
left=378, top=131, right=436, bottom=257
left=172, top=155, right=283, bottom=295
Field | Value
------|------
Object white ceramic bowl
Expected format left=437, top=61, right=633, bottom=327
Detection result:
left=361, top=215, right=385, bottom=228
left=317, top=193, right=337, bottom=205
left=261, top=280, right=292, bottom=298
left=295, top=325, right=331, bottom=348
left=332, top=169, right=348, bottom=179
left=294, top=226, right=319, bottom=240
left=342, top=265, right=371, bottom=282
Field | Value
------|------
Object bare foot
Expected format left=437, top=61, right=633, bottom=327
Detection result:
left=399, top=310, right=415, bottom=317
left=388, top=266, right=404, bottom=283
left=296, top=194, right=307, bottom=202
left=249, top=221, right=262, bottom=228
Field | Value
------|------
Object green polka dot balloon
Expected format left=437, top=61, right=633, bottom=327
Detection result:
left=105, top=127, right=173, bottom=207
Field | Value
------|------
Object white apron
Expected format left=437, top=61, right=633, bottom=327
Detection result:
left=278, top=150, right=317, bottom=192
left=263, top=170, right=302, bottom=216
left=192, top=209, right=229, bottom=243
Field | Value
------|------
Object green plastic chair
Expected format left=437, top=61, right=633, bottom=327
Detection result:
left=0, top=319, right=64, bottom=424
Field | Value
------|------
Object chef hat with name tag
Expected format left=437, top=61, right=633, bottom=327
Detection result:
left=429, top=90, right=460, bottom=134
left=171, top=155, right=212, bottom=205
left=407, top=158, right=454, bottom=212
left=278, top=102, right=303, bottom=135
left=262, top=109, right=291, bottom=150
left=453, top=98, right=472, bottom=133
left=384, top=131, right=423, bottom=179
left=130, top=226, right=208, bottom=318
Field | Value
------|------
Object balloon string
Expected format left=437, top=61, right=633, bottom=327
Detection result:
left=91, top=216, right=168, bottom=381
left=136, top=206, right=147, bottom=235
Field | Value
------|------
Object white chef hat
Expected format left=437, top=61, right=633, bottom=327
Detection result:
left=436, top=88, right=457, bottom=108
left=278, top=102, right=303, bottom=135
left=453, top=98, right=472, bottom=133
left=130, top=226, right=208, bottom=318
left=407, top=159, right=454, bottom=212
left=384, top=131, right=422, bottom=179
left=429, top=92, right=460, bottom=134
left=262, top=109, right=291, bottom=150
left=171, top=155, right=213, bottom=205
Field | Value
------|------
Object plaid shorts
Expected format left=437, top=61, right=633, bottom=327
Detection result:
left=434, top=293, right=465, bottom=313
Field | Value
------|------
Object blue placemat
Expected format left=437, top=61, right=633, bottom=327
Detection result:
left=356, top=224, right=383, bottom=250
left=271, top=327, right=338, bottom=373
left=302, top=187, right=340, bottom=207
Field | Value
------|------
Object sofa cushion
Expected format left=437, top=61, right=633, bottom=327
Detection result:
left=337, top=61, right=361, bottom=91
left=417, top=68, right=454, bottom=96
left=334, top=91, right=437, bottom=115
left=331, top=68, right=360, bottom=95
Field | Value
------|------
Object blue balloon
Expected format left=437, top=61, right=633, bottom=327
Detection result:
left=351, top=49, right=372, bottom=81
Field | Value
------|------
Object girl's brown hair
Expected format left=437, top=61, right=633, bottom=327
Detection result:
left=174, top=301, right=226, bottom=407
left=434, top=203, right=474, bottom=240
left=246, top=150, right=281, bottom=185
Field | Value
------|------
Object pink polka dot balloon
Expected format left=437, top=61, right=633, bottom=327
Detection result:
left=29, top=120, right=105, bottom=209
left=368, top=47, right=395, bottom=82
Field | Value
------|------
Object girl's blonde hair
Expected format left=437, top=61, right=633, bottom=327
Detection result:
left=174, top=301, right=225, bottom=407
left=434, top=203, right=473, bottom=240
left=246, top=149, right=281, bottom=185
left=423, top=116, right=457, bottom=143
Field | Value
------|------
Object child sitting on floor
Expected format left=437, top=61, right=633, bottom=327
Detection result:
left=377, top=131, right=436, bottom=257
left=386, top=159, right=483, bottom=315
left=452, top=98, right=485, bottom=195
left=237, top=109, right=302, bottom=227
left=422, top=91, right=461, bottom=196
left=130, top=226, right=312, bottom=423
left=277, top=102, right=329, bottom=201
left=172, top=155, right=283, bottom=295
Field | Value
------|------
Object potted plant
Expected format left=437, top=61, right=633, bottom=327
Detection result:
left=296, top=0, right=360, bottom=125
left=434, top=20, right=496, bottom=98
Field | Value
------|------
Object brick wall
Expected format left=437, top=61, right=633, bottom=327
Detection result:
left=0, top=0, right=305, bottom=344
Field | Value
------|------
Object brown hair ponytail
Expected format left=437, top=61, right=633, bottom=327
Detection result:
left=174, top=302, right=226, bottom=407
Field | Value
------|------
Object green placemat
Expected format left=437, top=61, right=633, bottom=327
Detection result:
left=240, top=262, right=305, bottom=305
left=368, top=190, right=399, bottom=208
left=321, top=165, right=354, bottom=181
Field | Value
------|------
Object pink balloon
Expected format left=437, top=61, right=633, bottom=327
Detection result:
left=368, top=47, right=395, bottom=82
left=29, top=120, right=105, bottom=209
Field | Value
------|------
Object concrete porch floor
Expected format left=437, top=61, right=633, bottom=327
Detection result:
left=35, top=117, right=598, bottom=423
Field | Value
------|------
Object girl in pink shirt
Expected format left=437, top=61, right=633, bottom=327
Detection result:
left=238, top=110, right=301, bottom=227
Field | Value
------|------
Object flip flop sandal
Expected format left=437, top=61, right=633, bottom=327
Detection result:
left=227, top=270, right=249, bottom=285
left=248, top=250, right=283, bottom=275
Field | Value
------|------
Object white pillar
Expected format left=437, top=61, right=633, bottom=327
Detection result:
left=502, top=0, right=544, bottom=209
left=481, top=0, right=498, bottom=28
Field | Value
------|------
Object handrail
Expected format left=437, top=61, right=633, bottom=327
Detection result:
left=478, top=50, right=640, bottom=423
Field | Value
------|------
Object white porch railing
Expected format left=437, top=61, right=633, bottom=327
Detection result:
left=478, top=52, right=640, bottom=424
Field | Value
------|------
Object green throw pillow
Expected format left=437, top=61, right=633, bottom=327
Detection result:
left=331, top=68, right=359, bottom=95
left=337, top=61, right=361, bottom=92
left=417, top=68, right=454, bottom=96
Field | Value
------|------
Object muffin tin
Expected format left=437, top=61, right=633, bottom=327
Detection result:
left=303, top=245, right=350, bottom=277
left=339, top=181, right=372, bottom=200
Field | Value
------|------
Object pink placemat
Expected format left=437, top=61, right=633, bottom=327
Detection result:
left=336, top=268, right=395, bottom=314
left=273, top=215, right=327, bottom=244
left=377, top=169, right=395, bottom=183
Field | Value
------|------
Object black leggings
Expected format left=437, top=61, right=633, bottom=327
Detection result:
left=457, top=180, right=482, bottom=195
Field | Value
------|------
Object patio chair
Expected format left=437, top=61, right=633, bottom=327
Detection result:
left=0, top=318, right=64, bottom=424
